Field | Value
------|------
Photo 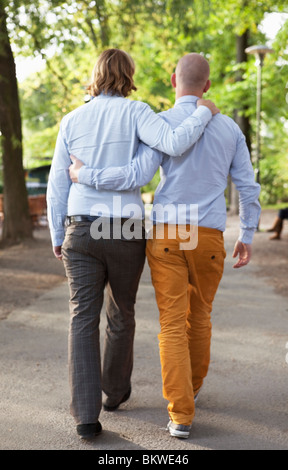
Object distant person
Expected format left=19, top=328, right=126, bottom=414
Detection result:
left=267, top=208, right=288, bottom=240
left=69, top=53, right=261, bottom=439
left=47, top=48, right=218, bottom=440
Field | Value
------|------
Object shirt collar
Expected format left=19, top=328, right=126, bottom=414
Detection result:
left=97, top=92, right=122, bottom=99
left=174, top=95, right=199, bottom=107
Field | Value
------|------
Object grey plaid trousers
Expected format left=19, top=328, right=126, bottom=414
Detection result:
left=62, top=221, right=146, bottom=424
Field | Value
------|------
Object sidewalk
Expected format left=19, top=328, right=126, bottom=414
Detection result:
left=0, top=220, right=288, bottom=450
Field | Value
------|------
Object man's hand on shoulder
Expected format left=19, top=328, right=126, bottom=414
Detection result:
left=232, top=241, right=252, bottom=269
left=197, top=99, right=220, bottom=116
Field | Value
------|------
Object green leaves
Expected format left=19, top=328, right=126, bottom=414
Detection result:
left=2, top=0, right=288, bottom=203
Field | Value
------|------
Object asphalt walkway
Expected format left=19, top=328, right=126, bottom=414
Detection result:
left=0, top=219, right=287, bottom=450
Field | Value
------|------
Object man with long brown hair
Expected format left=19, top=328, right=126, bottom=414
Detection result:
left=69, top=52, right=261, bottom=440
left=47, top=49, right=218, bottom=440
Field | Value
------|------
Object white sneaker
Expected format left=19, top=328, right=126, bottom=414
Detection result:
left=166, top=420, right=191, bottom=439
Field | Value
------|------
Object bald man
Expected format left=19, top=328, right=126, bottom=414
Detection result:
left=69, top=53, right=261, bottom=439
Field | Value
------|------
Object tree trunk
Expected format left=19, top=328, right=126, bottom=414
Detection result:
left=235, top=31, right=252, bottom=153
left=0, top=3, right=33, bottom=245
left=229, top=31, right=252, bottom=215
left=95, top=0, right=110, bottom=47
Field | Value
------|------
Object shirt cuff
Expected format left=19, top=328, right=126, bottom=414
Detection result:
left=78, top=166, right=94, bottom=186
left=193, top=106, right=213, bottom=126
left=238, top=228, right=255, bottom=245
left=50, top=230, right=65, bottom=247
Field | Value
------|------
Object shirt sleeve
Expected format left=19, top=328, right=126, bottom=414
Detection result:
left=230, top=130, right=261, bottom=244
left=78, top=144, right=162, bottom=191
left=136, top=104, right=212, bottom=157
left=46, top=121, right=72, bottom=246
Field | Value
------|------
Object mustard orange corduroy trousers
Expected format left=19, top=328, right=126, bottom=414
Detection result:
left=146, top=225, right=226, bottom=426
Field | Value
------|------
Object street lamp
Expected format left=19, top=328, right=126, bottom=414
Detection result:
left=245, top=45, right=274, bottom=185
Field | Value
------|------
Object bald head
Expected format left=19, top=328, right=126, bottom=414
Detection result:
left=173, top=53, right=210, bottom=97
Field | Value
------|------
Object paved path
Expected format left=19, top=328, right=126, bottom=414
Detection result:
left=0, top=220, right=288, bottom=450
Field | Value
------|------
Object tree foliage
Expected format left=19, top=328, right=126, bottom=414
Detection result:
left=1, top=0, right=288, bottom=205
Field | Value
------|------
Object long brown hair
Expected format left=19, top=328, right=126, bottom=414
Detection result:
left=87, top=49, right=137, bottom=98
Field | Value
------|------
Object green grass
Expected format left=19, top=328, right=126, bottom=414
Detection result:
left=261, top=203, right=288, bottom=211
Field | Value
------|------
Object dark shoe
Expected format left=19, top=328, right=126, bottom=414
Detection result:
left=103, top=386, right=132, bottom=412
left=76, top=422, right=102, bottom=440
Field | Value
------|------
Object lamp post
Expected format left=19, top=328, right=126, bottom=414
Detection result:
left=245, top=45, right=274, bottom=185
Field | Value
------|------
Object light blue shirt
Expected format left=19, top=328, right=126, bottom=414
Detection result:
left=47, top=94, right=212, bottom=246
left=78, top=96, right=261, bottom=244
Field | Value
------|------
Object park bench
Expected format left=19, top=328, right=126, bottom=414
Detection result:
left=0, top=194, right=47, bottom=226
